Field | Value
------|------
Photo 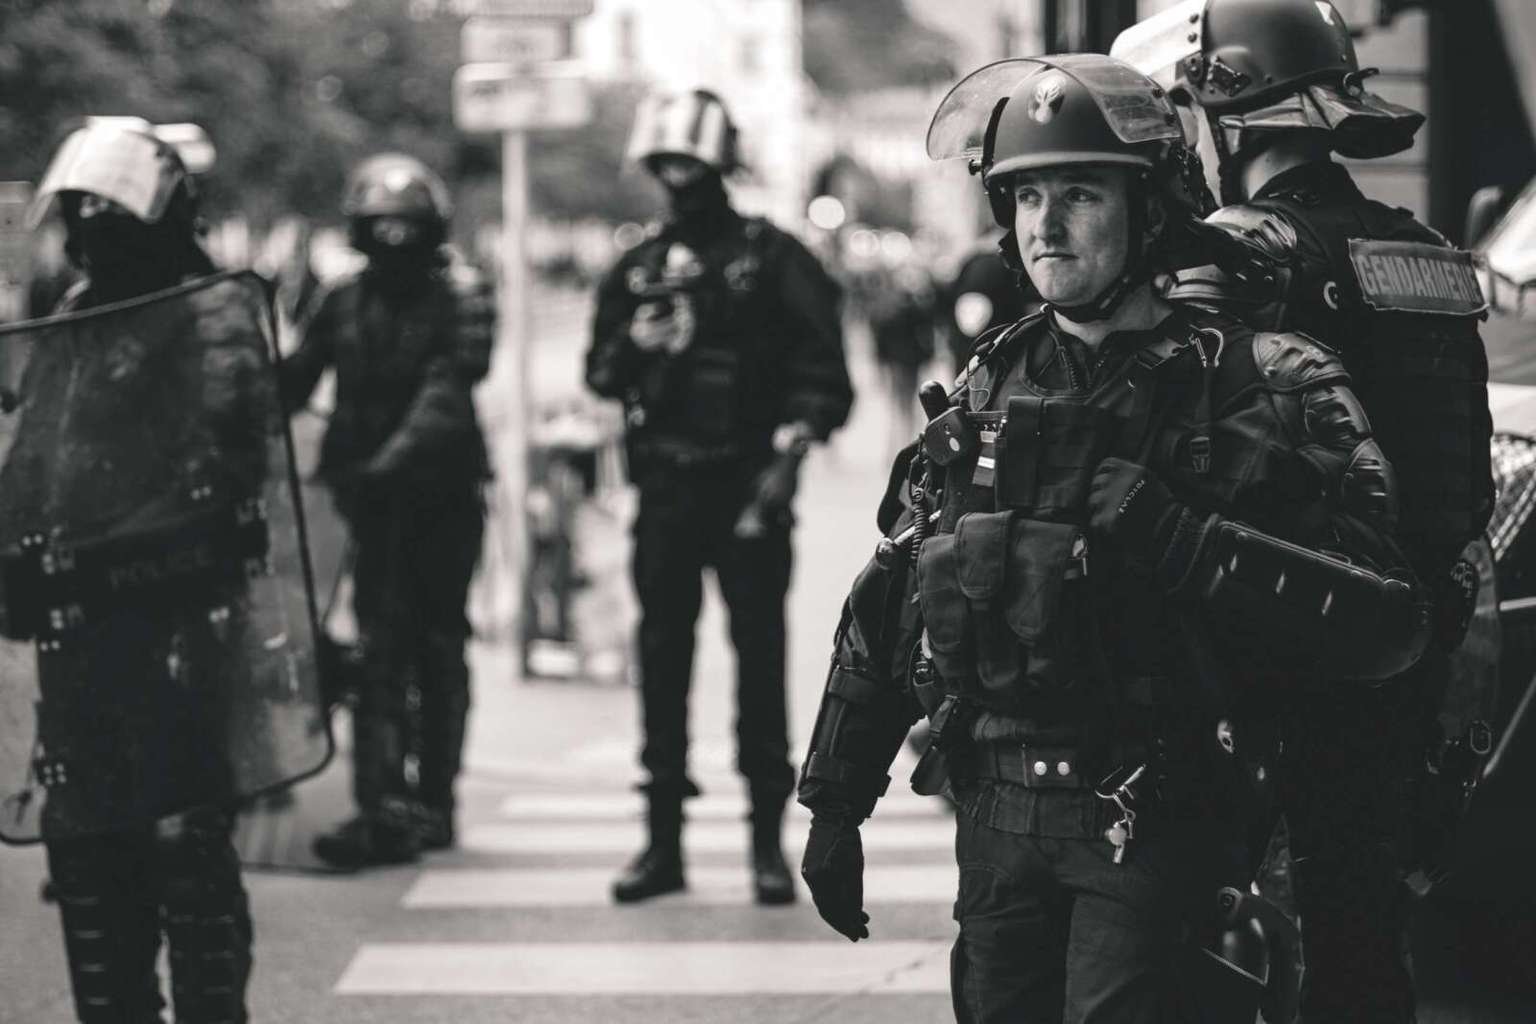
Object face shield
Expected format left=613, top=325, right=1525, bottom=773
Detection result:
left=1108, top=0, right=1206, bottom=96
left=29, top=121, right=190, bottom=229
left=926, top=55, right=1183, bottom=168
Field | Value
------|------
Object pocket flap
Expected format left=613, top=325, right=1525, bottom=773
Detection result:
left=955, top=510, right=1014, bottom=602
left=1003, top=519, right=1082, bottom=645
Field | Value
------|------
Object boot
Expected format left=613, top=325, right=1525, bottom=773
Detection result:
left=414, top=805, right=456, bottom=852
left=312, top=814, right=420, bottom=870
left=750, top=802, right=797, bottom=905
left=612, top=800, right=685, bottom=903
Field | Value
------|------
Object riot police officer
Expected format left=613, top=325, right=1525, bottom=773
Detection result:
left=1114, top=3, right=1495, bottom=1017
left=284, top=153, right=494, bottom=869
left=587, top=89, right=853, bottom=905
left=798, top=55, right=1430, bottom=1022
left=0, top=117, right=328, bottom=1024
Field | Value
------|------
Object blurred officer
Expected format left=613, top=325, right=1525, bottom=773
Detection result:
left=798, top=55, right=1430, bottom=1022
left=3, top=117, right=324, bottom=1024
left=587, top=89, right=853, bottom=905
left=285, top=153, right=495, bottom=869
left=1116, top=3, right=1494, bottom=1017
left=941, top=237, right=1032, bottom=373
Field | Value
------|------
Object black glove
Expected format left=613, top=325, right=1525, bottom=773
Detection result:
left=801, top=815, right=869, bottom=941
left=1087, top=457, right=1182, bottom=556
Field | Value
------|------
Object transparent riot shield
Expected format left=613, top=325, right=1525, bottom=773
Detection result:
left=0, top=270, right=331, bottom=843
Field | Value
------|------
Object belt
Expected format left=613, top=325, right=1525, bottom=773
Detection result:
left=960, top=738, right=1091, bottom=790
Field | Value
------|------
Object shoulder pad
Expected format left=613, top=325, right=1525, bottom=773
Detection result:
left=1206, top=204, right=1299, bottom=258
left=1252, top=331, right=1349, bottom=392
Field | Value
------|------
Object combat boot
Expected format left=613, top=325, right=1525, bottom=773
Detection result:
left=612, top=800, right=685, bottom=903
left=414, top=805, right=456, bottom=852
left=312, top=813, right=420, bottom=870
left=750, top=800, right=797, bottom=905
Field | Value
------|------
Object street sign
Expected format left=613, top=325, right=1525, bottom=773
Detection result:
left=0, top=182, right=33, bottom=323
left=468, top=0, right=594, bottom=17
left=453, top=62, right=592, bottom=133
left=462, top=17, right=569, bottom=65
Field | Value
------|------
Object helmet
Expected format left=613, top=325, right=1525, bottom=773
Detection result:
left=29, top=117, right=208, bottom=229
left=928, top=55, right=1213, bottom=321
left=342, top=154, right=451, bottom=255
left=927, top=54, right=1207, bottom=229
left=1111, top=0, right=1423, bottom=159
left=625, top=89, right=740, bottom=174
left=342, top=153, right=452, bottom=224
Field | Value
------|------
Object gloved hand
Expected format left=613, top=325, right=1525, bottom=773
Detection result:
left=630, top=299, right=694, bottom=354
left=1087, top=457, right=1183, bottom=557
left=801, top=815, right=869, bottom=941
left=734, top=455, right=803, bottom=538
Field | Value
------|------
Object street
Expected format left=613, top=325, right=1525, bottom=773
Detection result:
left=3, top=289, right=1536, bottom=1023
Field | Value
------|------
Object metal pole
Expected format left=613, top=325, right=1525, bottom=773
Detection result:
left=501, top=128, right=530, bottom=663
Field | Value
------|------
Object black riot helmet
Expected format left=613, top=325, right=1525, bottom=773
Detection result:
left=927, top=54, right=1213, bottom=322
left=342, top=153, right=452, bottom=257
left=1112, top=0, right=1423, bottom=167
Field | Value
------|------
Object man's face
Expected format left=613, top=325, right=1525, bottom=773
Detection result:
left=652, top=155, right=709, bottom=190
left=1011, top=166, right=1133, bottom=307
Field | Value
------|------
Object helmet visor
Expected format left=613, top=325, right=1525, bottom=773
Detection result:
left=1109, top=0, right=1206, bottom=94
left=30, top=125, right=184, bottom=228
left=927, top=54, right=1183, bottom=164
left=626, top=91, right=735, bottom=172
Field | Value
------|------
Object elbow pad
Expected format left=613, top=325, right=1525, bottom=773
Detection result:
left=1181, top=516, right=1432, bottom=681
left=798, top=661, right=916, bottom=822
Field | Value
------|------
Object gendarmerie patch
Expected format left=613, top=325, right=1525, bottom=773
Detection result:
left=1347, top=239, right=1487, bottom=316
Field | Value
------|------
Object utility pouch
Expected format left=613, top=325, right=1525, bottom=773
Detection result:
left=996, top=396, right=1118, bottom=515
left=922, top=407, right=979, bottom=467
left=682, top=346, right=740, bottom=442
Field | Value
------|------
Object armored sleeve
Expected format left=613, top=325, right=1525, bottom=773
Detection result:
left=770, top=234, right=853, bottom=440
left=585, top=254, right=645, bottom=401
left=1168, top=205, right=1321, bottom=326
left=279, top=282, right=340, bottom=413
left=799, top=455, right=924, bottom=822
left=1164, top=333, right=1430, bottom=680
left=365, top=274, right=490, bottom=479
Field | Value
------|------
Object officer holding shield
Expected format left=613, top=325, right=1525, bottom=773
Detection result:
left=0, top=118, right=329, bottom=1024
left=798, top=55, right=1428, bottom=1022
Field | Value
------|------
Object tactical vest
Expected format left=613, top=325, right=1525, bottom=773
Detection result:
left=621, top=218, right=782, bottom=461
left=913, top=313, right=1228, bottom=716
left=1232, top=190, right=1493, bottom=581
left=322, top=273, right=489, bottom=488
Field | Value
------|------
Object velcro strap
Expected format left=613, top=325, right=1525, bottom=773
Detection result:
left=827, top=667, right=885, bottom=706
left=804, top=753, right=891, bottom=797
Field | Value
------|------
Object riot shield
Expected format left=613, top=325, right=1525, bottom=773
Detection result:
left=0, top=270, right=330, bottom=843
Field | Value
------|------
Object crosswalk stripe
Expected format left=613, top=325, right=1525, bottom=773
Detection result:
left=496, top=791, right=946, bottom=821
left=403, top=863, right=957, bottom=908
left=460, top=817, right=956, bottom=855
left=335, top=941, right=951, bottom=995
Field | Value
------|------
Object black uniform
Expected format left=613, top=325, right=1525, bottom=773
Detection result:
left=283, top=253, right=493, bottom=851
left=800, top=304, right=1427, bottom=1023
left=587, top=205, right=852, bottom=819
left=1180, top=159, right=1494, bottom=1020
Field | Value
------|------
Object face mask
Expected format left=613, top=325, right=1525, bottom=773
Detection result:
left=74, top=210, right=178, bottom=293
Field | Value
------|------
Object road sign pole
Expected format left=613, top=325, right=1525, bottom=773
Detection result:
left=501, top=128, right=530, bottom=656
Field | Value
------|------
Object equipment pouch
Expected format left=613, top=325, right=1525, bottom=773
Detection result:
left=916, top=531, right=974, bottom=688
left=996, top=397, right=1117, bottom=515
left=682, top=347, right=740, bottom=442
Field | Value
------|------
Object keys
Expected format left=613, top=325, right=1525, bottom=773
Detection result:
left=1105, top=809, right=1136, bottom=865
left=1095, top=763, right=1147, bottom=866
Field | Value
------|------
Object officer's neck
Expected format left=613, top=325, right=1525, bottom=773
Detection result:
left=1049, top=286, right=1170, bottom=351
left=1240, top=133, right=1332, bottom=201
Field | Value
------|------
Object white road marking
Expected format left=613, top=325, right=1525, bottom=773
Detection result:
left=460, top=817, right=956, bottom=855
left=335, top=941, right=950, bottom=995
left=403, top=863, right=956, bottom=908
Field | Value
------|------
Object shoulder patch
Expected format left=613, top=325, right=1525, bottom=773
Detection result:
left=1346, top=238, right=1487, bottom=316
left=1253, top=331, right=1349, bottom=392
